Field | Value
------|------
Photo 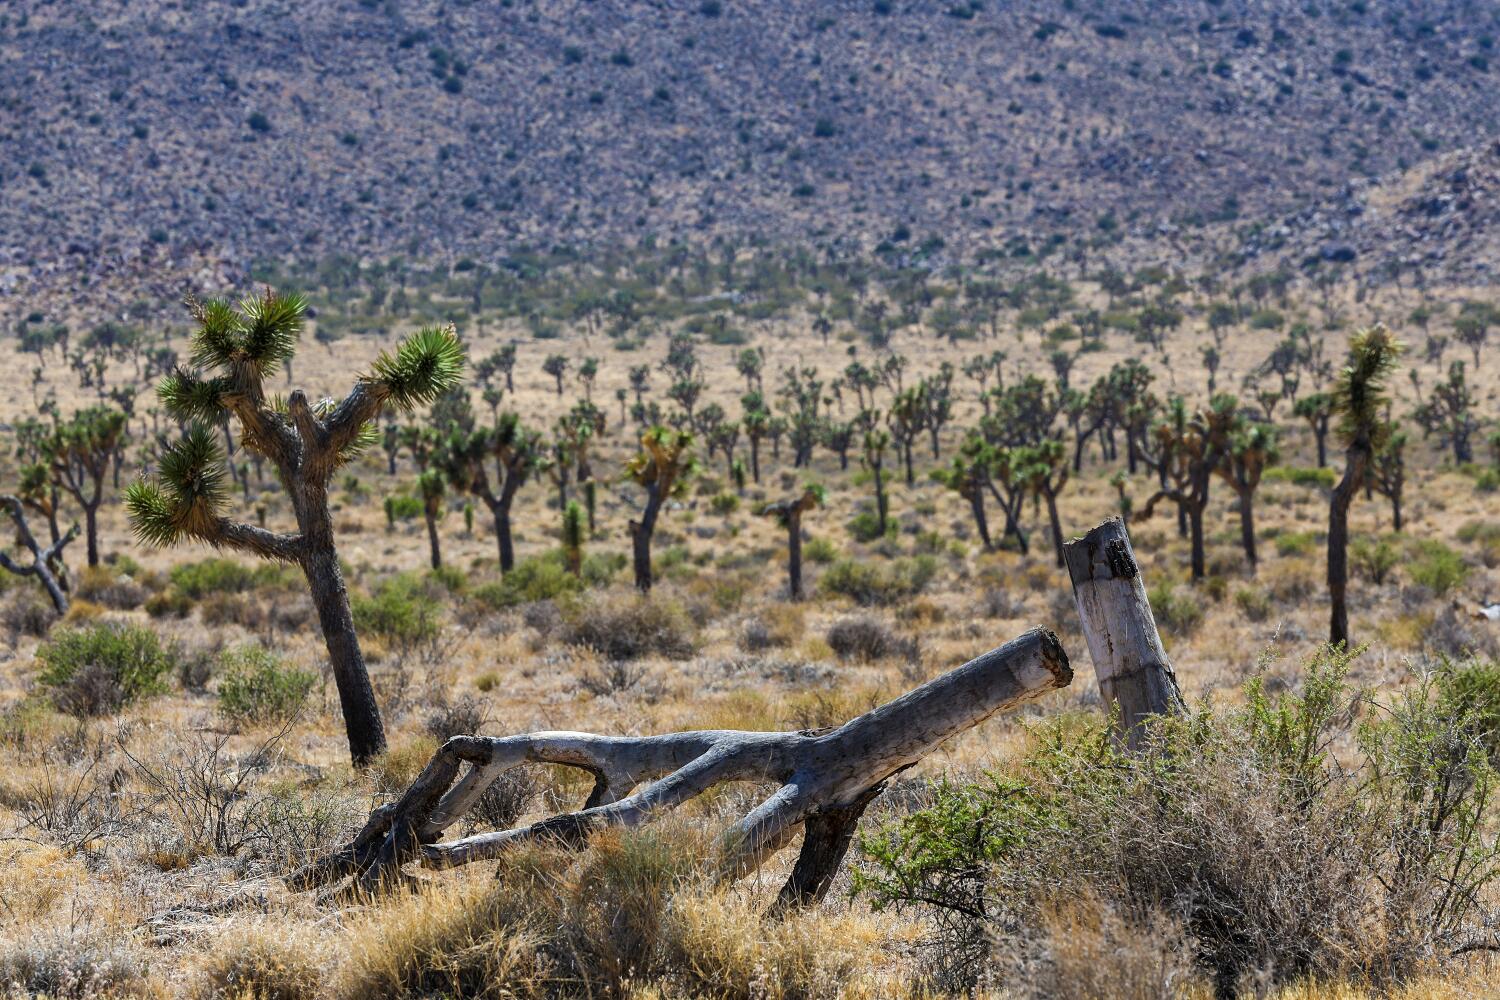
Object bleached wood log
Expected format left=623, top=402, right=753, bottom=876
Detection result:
left=293, top=626, right=1072, bottom=906
left=1063, top=517, right=1185, bottom=752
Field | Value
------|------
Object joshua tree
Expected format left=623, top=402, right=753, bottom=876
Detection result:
left=417, top=469, right=446, bottom=570
left=1327, top=325, right=1401, bottom=648
left=624, top=427, right=697, bottom=591
left=0, top=495, right=77, bottom=613
left=934, top=435, right=993, bottom=550
left=1413, top=360, right=1477, bottom=463
left=1139, top=395, right=1237, bottom=580
left=741, top=399, right=768, bottom=483
left=577, top=357, right=600, bottom=400
left=542, top=354, right=569, bottom=396
left=43, top=405, right=127, bottom=567
left=760, top=483, right=825, bottom=599
left=861, top=428, right=891, bottom=536
left=126, top=290, right=463, bottom=765
left=1218, top=421, right=1279, bottom=568
left=1293, top=392, right=1333, bottom=468
left=1370, top=428, right=1407, bottom=532
left=440, top=414, right=547, bottom=573
left=1016, top=440, right=1070, bottom=567
left=887, top=389, right=924, bottom=486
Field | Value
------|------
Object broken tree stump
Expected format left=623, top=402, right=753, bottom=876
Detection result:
left=292, top=626, right=1072, bottom=908
left=1063, top=517, right=1185, bottom=753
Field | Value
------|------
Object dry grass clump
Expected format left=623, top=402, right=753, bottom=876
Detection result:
left=192, top=919, right=330, bottom=1000
left=335, top=824, right=912, bottom=1000
left=0, top=926, right=161, bottom=999
left=559, top=591, right=697, bottom=661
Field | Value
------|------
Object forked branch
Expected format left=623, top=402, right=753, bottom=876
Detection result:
left=293, top=626, right=1072, bottom=907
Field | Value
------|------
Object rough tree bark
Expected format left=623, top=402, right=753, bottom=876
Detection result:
left=292, top=627, right=1072, bottom=907
left=1064, top=518, right=1185, bottom=752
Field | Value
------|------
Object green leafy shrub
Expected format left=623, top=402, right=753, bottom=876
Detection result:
left=709, top=492, right=740, bottom=516
left=804, top=536, right=840, bottom=564
left=1233, top=587, right=1273, bottom=622
left=1436, top=657, right=1500, bottom=763
left=1406, top=539, right=1470, bottom=596
left=854, top=649, right=1500, bottom=991
left=820, top=556, right=937, bottom=607
left=1350, top=535, right=1400, bottom=585
left=847, top=511, right=895, bottom=543
left=217, top=645, right=316, bottom=725
left=1145, top=582, right=1203, bottom=636
left=1272, top=530, right=1320, bottom=557
left=1263, top=466, right=1337, bottom=489
left=353, top=573, right=443, bottom=653
left=168, top=558, right=289, bottom=599
left=36, top=622, right=180, bottom=716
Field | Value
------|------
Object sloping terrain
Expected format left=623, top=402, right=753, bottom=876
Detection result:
left=1, top=0, right=1497, bottom=310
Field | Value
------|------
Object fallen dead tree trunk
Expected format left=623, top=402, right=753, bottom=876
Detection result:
left=293, top=626, right=1071, bottom=907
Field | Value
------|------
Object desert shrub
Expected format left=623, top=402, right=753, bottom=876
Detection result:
left=1273, top=529, right=1320, bottom=556
left=1406, top=539, right=1470, bottom=596
left=709, top=492, right=740, bottom=516
left=74, top=565, right=146, bottom=610
left=425, top=695, right=489, bottom=741
left=217, top=645, right=316, bottom=725
left=1, top=588, right=57, bottom=640
left=353, top=573, right=444, bottom=654
left=738, top=604, right=805, bottom=651
left=470, top=552, right=583, bottom=609
left=0, top=928, right=157, bottom=999
left=1233, top=586, right=1273, bottom=622
left=854, top=648, right=1500, bottom=993
left=1436, top=657, right=1500, bottom=763
left=195, top=920, right=328, bottom=1000
left=1351, top=535, right=1400, bottom=584
left=819, top=556, right=937, bottom=607
left=826, top=616, right=919, bottom=663
left=1264, top=465, right=1337, bottom=489
left=1145, top=582, right=1203, bottom=636
left=560, top=593, right=696, bottom=660
left=383, top=493, right=423, bottom=523
left=144, top=587, right=193, bottom=618
left=168, top=557, right=289, bottom=599
left=803, top=535, right=839, bottom=564
left=847, top=510, right=896, bottom=543
left=1456, top=518, right=1500, bottom=566
left=36, top=622, right=179, bottom=716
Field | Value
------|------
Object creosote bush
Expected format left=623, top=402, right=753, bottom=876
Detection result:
left=819, top=555, right=937, bottom=606
left=36, top=621, right=179, bottom=716
left=559, top=591, right=697, bottom=661
left=854, top=646, right=1500, bottom=994
left=217, top=644, right=316, bottom=725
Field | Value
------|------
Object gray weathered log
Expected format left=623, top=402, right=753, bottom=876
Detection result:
left=293, top=625, right=1072, bottom=905
left=1064, top=517, right=1185, bottom=752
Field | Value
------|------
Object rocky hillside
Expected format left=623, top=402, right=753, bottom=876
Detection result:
left=2, top=0, right=1498, bottom=310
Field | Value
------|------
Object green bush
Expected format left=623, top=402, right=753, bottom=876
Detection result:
left=1437, top=658, right=1500, bottom=764
left=217, top=645, right=316, bottom=725
left=471, top=553, right=583, bottom=609
left=1263, top=466, right=1337, bottom=489
left=168, top=558, right=289, bottom=599
left=560, top=593, right=696, bottom=660
left=847, top=511, right=898, bottom=544
left=820, top=556, right=937, bottom=607
left=353, top=573, right=443, bottom=650
left=1233, top=587, right=1273, bottom=622
left=1146, top=582, right=1203, bottom=636
left=36, top=622, right=179, bottom=716
left=1350, top=535, right=1400, bottom=585
left=709, top=492, right=740, bottom=516
left=804, top=536, right=840, bottom=564
left=383, top=494, right=424, bottom=524
left=1406, top=539, right=1470, bottom=596
left=854, top=649, right=1500, bottom=990
left=1272, top=530, right=1320, bottom=557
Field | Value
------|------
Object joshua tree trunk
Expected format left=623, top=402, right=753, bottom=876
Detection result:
left=1237, top=488, right=1257, bottom=567
left=1043, top=489, right=1065, bottom=567
left=968, top=489, right=992, bottom=550
left=749, top=437, right=761, bottom=483
left=292, top=627, right=1072, bottom=904
left=630, top=481, right=662, bottom=592
left=425, top=508, right=442, bottom=570
left=785, top=512, right=805, bottom=600
left=1065, top=518, right=1185, bottom=753
left=872, top=465, right=888, bottom=534
left=1328, top=449, right=1367, bottom=649
left=82, top=501, right=100, bottom=567
left=301, top=540, right=387, bottom=765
